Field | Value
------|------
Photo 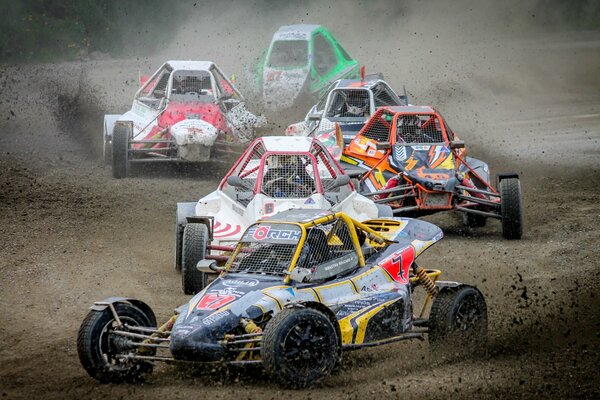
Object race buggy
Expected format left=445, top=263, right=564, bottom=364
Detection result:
left=341, top=106, right=523, bottom=239
left=78, top=210, right=487, bottom=388
left=286, top=73, right=408, bottom=148
left=103, top=60, right=265, bottom=178
left=250, top=25, right=359, bottom=111
left=175, top=136, right=393, bottom=295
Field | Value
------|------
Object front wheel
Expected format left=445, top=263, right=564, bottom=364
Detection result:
left=499, top=178, right=523, bottom=239
left=181, top=223, right=209, bottom=294
left=77, top=303, right=155, bottom=383
left=261, top=308, right=339, bottom=388
left=428, top=286, right=488, bottom=357
left=112, top=124, right=130, bottom=179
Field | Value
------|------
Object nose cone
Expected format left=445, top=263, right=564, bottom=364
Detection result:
left=169, top=310, right=237, bottom=362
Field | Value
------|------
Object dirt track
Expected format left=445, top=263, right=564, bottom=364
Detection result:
left=0, top=9, right=599, bottom=400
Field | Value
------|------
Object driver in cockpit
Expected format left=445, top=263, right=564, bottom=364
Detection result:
left=262, top=155, right=315, bottom=198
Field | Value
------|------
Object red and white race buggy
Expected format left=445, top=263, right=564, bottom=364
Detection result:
left=103, top=60, right=265, bottom=178
left=175, top=136, right=392, bottom=294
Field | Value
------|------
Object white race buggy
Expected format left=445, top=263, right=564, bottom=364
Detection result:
left=103, top=60, right=265, bottom=178
left=175, top=136, right=392, bottom=294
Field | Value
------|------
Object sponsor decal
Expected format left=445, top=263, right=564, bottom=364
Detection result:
left=247, top=225, right=302, bottom=242
left=304, top=197, right=315, bottom=204
left=202, top=310, right=230, bottom=326
left=222, top=278, right=259, bottom=288
left=197, top=294, right=236, bottom=310
left=380, top=246, right=415, bottom=284
left=213, top=221, right=242, bottom=238
left=264, top=203, right=275, bottom=215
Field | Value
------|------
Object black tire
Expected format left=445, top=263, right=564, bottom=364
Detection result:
left=103, top=120, right=112, bottom=165
left=499, top=178, right=523, bottom=239
left=175, top=215, right=184, bottom=272
left=181, top=223, right=208, bottom=294
left=77, top=303, right=155, bottom=383
left=376, top=204, right=393, bottom=218
left=175, top=223, right=184, bottom=272
left=428, top=286, right=488, bottom=357
left=262, top=308, right=339, bottom=388
left=462, top=212, right=487, bottom=228
left=112, top=124, right=130, bottom=179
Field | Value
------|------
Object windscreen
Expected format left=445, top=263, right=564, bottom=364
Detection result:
left=227, top=223, right=301, bottom=276
left=268, top=40, right=308, bottom=68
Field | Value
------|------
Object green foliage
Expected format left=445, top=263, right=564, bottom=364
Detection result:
left=0, top=0, right=184, bottom=62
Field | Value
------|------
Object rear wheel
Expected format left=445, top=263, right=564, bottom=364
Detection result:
left=429, top=286, right=487, bottom=357
left=112, top=124, right=130, bottom=179
left=175, top=223, right=184, bottom=272
left=499, top=178, right=523, bottom=239
left=262, top=308, right=339, bottom=388
left=77, top=303, right=155, bottom=383
left=181, top=223, right=209, bottom=294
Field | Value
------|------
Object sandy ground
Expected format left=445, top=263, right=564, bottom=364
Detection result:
left=0, top=11, right=599, bottom=400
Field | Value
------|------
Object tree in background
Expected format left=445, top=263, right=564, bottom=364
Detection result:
left=0, top=0, right=184, bottom=62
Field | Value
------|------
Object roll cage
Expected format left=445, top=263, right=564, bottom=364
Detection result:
left=134, top=62, right=243, bottom=109
left=224, top=212, right=392, bottom=284
left=219, top=138, right=354, bottom=202
left=356, top=107, right=452, bottom=146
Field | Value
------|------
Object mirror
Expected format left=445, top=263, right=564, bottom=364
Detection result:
left=289, top=267, right=312, bottom=283
left=227, top=175, right=245, bottom=187
left=196, top=259, right=223, bottom=273
left=450, top=140, right=465, bottom=149
left=333, top=174, right=351, bottom=187
left=376, top=141, right=391, bottom=150
left=307, top=111, right=322, bottom=121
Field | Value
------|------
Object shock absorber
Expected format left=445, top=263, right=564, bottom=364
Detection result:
left=414, top=265, right=439, bottom=296
left=241, top=318, right=263, bottom=334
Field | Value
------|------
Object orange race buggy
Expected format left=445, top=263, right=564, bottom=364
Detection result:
left=340, top=106, right=523, bottom=239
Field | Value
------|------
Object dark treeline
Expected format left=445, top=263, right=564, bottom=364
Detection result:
left=0, top=0, right=598, bottom=63
left=0, top=0, right=185, bottom=62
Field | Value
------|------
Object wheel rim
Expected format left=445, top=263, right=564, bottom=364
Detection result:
left=454, top=293, right=485, bottom=333
left=99, top=316, right=141, bottom=370
left=281, top=320, right=331, bottom=373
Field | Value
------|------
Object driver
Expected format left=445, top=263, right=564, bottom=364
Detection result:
left=335, top=91, right=369, bottom=117
left=262, top=155, right=315, bottom=197
left=297, top=228, right=331, bottom=269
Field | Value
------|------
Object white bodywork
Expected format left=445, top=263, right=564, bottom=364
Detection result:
left=191, top=136, right=382, bottom=249
left=103, top=60, right=265, bottom=163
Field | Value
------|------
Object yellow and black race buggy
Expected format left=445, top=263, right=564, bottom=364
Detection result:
left=77, top=210, right=487, bottom=388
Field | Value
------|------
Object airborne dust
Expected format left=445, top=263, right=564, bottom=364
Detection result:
left=0, top=0, right=599, bottom=399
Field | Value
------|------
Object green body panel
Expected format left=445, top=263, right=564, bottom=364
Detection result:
left=308, top=27, right=359, bottom=98
left=254, top=25, right=359, bottom=100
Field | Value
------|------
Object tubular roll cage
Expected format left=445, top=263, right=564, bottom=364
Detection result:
left=222, top=212, right=394, bottom=284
